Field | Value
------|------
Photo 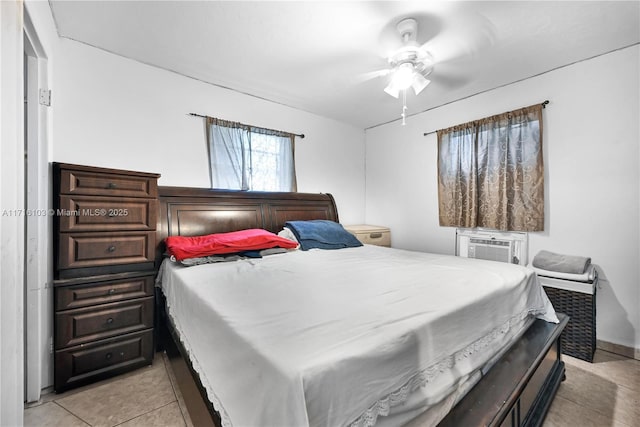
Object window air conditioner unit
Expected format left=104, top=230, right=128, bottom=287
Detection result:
left=456, top=228, right=528, bottom=265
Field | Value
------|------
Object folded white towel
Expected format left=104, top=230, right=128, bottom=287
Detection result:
left=530, top=264, right=596, bottom=283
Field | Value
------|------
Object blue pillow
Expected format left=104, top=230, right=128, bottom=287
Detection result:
left=284, top=220, right=363, bottom=251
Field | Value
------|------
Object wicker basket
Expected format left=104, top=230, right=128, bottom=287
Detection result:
left=543, top=285, right=596, bottom=362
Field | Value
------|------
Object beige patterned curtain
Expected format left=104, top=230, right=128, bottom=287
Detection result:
left=437, top=104, right=544, bottom=231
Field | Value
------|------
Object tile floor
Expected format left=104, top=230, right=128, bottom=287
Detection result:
left=543, top=350, right=639, bottom=427
left=24, top=353, right=192, bottom=427
left=24, top=350, right=639, bottom=426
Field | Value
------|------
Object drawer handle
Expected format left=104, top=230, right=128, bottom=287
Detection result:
left=105, top=352, right=113, bottom=360
left=107, top=182, right=117, bottom=189
left=106, top=317, right=114, bottom=325
left=107, top=245, right=116, bottom=252
left=108, top=288, right=116, bottom=295
left=369, top=232, right=383, bottom=239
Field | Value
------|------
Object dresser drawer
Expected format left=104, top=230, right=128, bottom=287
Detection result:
left=58, top=196, right=158, bottom=232
left=60, top=168, right=158, bottom=198
left=357, top=230, right=391, bottom=247
left=55, top=275, right=155, bottom=311
left=58, top=231, right=155, bottom=270
left=54, top=329, right=153, bottom=392
left=344, top=225, right=391, bottom=247
left=56, top=296, right=153, bottom=349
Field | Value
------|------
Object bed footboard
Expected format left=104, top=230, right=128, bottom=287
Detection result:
left=439, top=313, right=568, bottom=427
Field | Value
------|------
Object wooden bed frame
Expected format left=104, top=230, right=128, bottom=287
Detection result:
left=154, top=186, right=567, bottom=427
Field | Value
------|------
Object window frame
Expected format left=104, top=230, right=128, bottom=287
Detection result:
left=206, top=117, right=297, bottom=192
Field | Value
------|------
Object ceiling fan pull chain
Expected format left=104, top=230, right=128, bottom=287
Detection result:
left=401, top=90, right=407, bottom=126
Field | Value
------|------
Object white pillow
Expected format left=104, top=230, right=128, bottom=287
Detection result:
left=278, top=227, right=299, bottom=243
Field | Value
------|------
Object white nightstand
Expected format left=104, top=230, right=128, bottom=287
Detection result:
left=343, top=224, right=391, bottom=247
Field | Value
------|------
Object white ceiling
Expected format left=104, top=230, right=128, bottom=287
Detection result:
left=49, top=1, right=640, bottom=129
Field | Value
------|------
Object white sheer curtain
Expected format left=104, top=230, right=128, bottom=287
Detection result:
left=208, top=121, right=250, bottom=190
left=207, top=118, right=297, bottom=192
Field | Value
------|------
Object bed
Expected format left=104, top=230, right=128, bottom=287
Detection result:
left=154, top=187, right=567, bottom=427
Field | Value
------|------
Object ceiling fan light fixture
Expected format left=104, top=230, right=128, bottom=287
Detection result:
left=379, top=17, right=437, bottom=124
left=383, top=82, right=400, bottom=98
left=391, top=62, right=416, bottom=91
left=412, top=73, right=431, bottom=95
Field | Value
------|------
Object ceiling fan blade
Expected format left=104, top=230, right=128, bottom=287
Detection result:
left=421, top=11, right=496, bottom=64
left=353, top=68, right=391, bottom=83
left=430, top=69, right=470, bottom=89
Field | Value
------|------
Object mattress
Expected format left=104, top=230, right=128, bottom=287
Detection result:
left=158, top=245, right=558, bottom=427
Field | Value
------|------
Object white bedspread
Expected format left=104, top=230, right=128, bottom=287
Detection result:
left=158, top=245, right=557, bottom=427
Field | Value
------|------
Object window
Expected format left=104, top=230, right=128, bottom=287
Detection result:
left=206, top=118, right=297, bottom=192
left=437, top=103, right=544, bottom=232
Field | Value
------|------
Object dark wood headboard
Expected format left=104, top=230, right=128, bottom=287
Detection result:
left=156, top=186, right=338, bottom=264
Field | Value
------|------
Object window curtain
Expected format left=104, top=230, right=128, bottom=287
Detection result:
left=208, top=118, right=250, bottom=190
left=206, top=118, right=297, bottom=192
left=249, top=127, right=297, bottom=192
left=437, top=104, right=544, bottom=232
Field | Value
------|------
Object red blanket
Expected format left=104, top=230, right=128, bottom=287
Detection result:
left=165, top=228, right=298, bottom=261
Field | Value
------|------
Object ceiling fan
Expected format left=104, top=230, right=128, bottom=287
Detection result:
left=361, top=12, right=494, bottom=125
left=362, top=17, right=437, bottom=125
left=382, top=18, right=434, bottom=99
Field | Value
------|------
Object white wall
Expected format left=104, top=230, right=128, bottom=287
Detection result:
left=365, top=45, right=640, bottom=352
left=52, top=38, right=366, bottom=224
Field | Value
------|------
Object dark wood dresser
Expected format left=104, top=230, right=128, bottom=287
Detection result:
left=53, top=163, right=160, bottom=392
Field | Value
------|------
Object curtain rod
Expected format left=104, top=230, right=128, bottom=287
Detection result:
left=422, top=100, right=550, bottom=137
left=188, top=113, right=305, bottom=139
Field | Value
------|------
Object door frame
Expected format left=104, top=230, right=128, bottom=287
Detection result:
left=23, top=7, right=51, bottom=403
